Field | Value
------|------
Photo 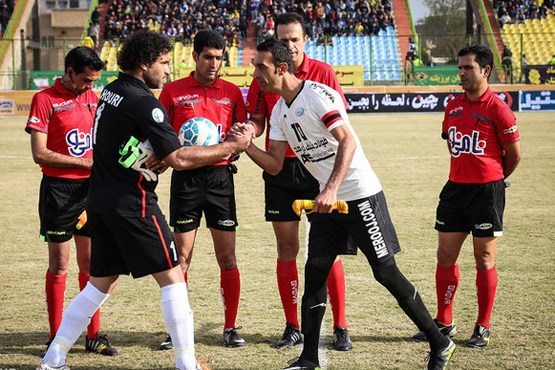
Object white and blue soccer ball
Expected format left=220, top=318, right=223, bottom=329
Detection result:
left=178, top=117, right=220, bottom=147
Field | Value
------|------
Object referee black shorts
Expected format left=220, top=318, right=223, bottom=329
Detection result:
left=308, top=191, right=401, bottom=265
left=435, top=179, right=505, bottom=237
left=263, top=157, right=320, bottom=222
left=89, top=211, right=179, bottom=279
left=170, top=165, right=237, bottom=233
left=38, top=175, right=89, bottom=243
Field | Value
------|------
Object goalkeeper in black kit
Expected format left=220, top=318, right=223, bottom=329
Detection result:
left=36, top=29, right=251, bottom=370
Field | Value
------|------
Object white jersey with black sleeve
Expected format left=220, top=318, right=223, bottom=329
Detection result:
left=269, top=80, right=382, bottom=201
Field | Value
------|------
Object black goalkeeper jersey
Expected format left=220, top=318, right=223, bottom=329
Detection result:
left=87, top=72, right=181, bottom=217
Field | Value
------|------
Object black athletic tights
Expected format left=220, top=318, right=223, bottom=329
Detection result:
left=299, top=255, right=449, bottom=363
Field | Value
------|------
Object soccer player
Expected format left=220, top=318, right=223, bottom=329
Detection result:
left=245, top=12, right=352, bottom=350
left=236, top=38, right=456, bottom=370
left=26, top=46, right=117, bottom=356
left=36, top=29, right=251, bottom=370
left=412, top=44, right=521, bottom=348
left=158, top=29, right=248, bottom=349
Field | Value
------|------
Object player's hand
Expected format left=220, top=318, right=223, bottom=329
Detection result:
left=292, top=199, right=348, bottom=216
left=314, top=189, right=338, bottom=214
left=226, top=127, right=253, bottom=153
left=145, top=156, right=169, bottom=175
left=230, top=121, right=256, bottom=140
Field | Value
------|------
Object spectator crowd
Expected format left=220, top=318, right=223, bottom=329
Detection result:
left=100, top=0, right=395, bottom=47
left=494, top=0, right=555, bottom=27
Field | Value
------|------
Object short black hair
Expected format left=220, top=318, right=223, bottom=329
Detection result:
left=256, top=38, right=294, bottom=73
left=65, top=46, right=104, bottom=74
left=458, top=44, right=494, bottom=71
left=193, top=29, right=226, bottom=54
left=117, top=29, right=173, bottom=71
left=274, top=12, right=307, bottom=37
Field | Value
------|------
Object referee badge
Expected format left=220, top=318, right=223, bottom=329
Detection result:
left=152, top=108, right=164, bottom=123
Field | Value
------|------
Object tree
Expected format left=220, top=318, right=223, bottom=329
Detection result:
left=415, top=0, right=467, bottom=64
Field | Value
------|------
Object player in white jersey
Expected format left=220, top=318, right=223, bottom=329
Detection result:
left=269, top=80, right=381, bottom=201
left=233, top=38, right=456, bottom=370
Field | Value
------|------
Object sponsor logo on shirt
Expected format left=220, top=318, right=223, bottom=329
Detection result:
left=177, top=94, right=200, bottom=101
left=53, top=100, right=74, bottom=109
left=449, top=106, right=463, bottom=116
left=503, top=125, right=518, bottom=134
left=295, top=107, right=305, bottom=117
left=447, top=126, right=485, bottom=157
left=309, top=82, right=335, bottom=103
left=66, top=128, right=92, bottom=157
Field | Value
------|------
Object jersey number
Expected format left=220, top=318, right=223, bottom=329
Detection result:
left=291, top=122, right=307, bottom=142
left=92, top=102, right=105, bottom=145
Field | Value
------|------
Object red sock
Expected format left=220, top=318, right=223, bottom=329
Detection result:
left=435, top=264, right=460, bottom=325
left=221, top=266, right=241, bottom=329
left=276, top=259, right=299, bottom=328
left=476, top=266, right=498, bottom=329
left=45, top=270, right=67, bottom=339
left=327, top=259, right=347, bottom=329
left=79, top=273, right=100, bottom=339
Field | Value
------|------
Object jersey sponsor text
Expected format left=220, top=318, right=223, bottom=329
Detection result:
left=448, top=127, right=485, bottom=157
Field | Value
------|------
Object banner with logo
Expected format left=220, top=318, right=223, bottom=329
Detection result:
left=519, top=90, right=555, bottom=111
left=413, top=66, right=460, bottom=86
left=30, top=71, right=119, bottom=90
left=523, top=65, right=555, bottom=85
left=344, top=91, right=519, bottom=113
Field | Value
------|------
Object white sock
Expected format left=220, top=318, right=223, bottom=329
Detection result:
left=161, top=282, right=197, bottom=370
left=43, top=282, right=109, bottom=367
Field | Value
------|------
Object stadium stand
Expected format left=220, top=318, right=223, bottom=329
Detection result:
left=497, top=0, right=555, bottom=80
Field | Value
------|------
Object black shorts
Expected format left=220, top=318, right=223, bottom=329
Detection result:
left=38, top=175, right=89, bottom=243
left=264, top=157, right=320, bottom=222
left=170, top=166, right=237, bottom=232
left=435, top=180, right=505, bottom=237
left=308, top=192, right=401, bottom=265
left=89, top=212, right=178, bottom=278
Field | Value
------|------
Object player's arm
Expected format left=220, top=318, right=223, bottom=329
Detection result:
left=314, top=124, right=356, bottom=213
left=502, top=140, right=521, bottom=178
left=30, top=130, right=93, bottom=169
left=247, top=113, right=266, bottom=137
left=163, top=134, right=252, bottom=171
left=245, top=138, right=287, bottom=175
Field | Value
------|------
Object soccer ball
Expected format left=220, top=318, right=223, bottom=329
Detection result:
left=178, top=117, right=220, bottom=147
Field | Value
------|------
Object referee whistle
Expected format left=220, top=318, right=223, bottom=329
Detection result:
left=292, top=199, right=349, bottom=216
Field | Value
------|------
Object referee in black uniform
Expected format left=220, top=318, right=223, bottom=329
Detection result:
left=37, top=30, right=252, bottom=370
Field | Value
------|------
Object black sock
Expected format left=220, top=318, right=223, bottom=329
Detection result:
left=299, top=255, right=335, bottom=363
left=371, top=258, right=449, bottom=351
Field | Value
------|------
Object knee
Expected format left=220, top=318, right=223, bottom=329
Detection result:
left=276, top=239, right=300, bottom=261
left=216, top=250, right=237, bottom=270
